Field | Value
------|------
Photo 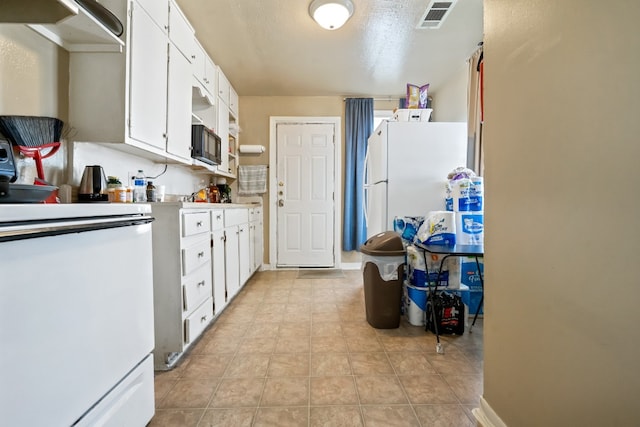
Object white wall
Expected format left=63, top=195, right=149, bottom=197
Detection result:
left=430, top=62, right=469, bottom=122
left=71, top=143, right=205, bottom=198
left=0, top=25, right=68, bottom=184
left=482, top=0, right=640, bottom=425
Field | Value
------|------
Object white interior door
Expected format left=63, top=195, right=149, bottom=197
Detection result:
left=276, top=123, right=335, bottom=267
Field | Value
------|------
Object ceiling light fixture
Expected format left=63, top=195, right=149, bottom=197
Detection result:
left=309, top=0, right=354, bottom=30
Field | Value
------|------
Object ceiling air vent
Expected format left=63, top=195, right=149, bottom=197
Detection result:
left=417, top=0, right=458, bottom=29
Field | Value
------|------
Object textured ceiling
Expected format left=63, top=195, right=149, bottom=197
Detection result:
left=175, top=0, right=483, bottom=97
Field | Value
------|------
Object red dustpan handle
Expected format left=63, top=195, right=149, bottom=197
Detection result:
left=19, top=142, right=61, bottom=181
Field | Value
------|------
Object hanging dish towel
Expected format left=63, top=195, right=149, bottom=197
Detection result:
left=238, top=165, right=268, bottom=195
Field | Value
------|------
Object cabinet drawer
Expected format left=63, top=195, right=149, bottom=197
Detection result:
left=184, top=297, right=213, bottom=344
left=224, top=208, right=249, bottom=227
left=182, top=262, right=212, bottom=313
left=211, top=210, right=224, bottom=231
left=182, top=239, right=211, bottom=275
left=182, top=211, right=211, bottom=237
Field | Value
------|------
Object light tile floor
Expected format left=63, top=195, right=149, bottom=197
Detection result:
left=150, top=270, right=483, bottom=427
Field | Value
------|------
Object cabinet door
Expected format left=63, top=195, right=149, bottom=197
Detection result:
left=253, top=219, right=263, bottom=272
left=229, top=85, right=239, bottom=118
left=166, top=44, right=192, bottom=160
left=204, top=56, right=217, bottom=97
left=136, top=0, right=169, bottom=32
left=238, top=222, right=250, bottom=286
left=192, top=40, right=206, bottom=86
left=168, top=0, right=194, bottom=61
left=217, top=102, right=230, bottom=174
left=217, top=67, right=230, bottom=107
left=224, top=225, right=240, bottom=300
left=211, top=229, right=227, bottom=315
left=128, top=2, right=168, bottom=151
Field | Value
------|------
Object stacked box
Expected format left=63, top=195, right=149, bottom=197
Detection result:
left=460, top=256, right=484, bottom=315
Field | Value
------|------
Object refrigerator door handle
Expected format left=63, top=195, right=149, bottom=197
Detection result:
left=362, top=146, right=370, bottom=226
left=363, top=184, right=369, bottom=226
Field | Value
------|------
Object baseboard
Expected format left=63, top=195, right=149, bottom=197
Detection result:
left=472, top=397, right=508, bottom=427
left=340, top=262, right=361, bottom=270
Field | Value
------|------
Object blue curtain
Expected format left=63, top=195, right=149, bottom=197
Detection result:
left=343, top=98, right=373, bottom=251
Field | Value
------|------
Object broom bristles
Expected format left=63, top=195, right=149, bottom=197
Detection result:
left=0, top=116, right=66, bottom=147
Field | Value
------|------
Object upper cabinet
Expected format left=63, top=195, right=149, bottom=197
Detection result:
left=192, top=40, right=217, bottom=98
left=68, top=0, right=193, bottom=164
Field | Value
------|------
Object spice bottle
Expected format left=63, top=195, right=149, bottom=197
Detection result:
left=146, top=181, right=157, bottom=202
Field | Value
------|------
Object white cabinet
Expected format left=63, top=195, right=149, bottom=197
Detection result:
left=238, top=221, right=251, bottom=286
left=192, top=41, right=217, bottom=97
left=229, top=86, right=239, bottom=118
left=165, top=1, right=194, bottom=160
left=166, top=43, right=193, bottom=160
left=210, top=210, right=227, bottom=315
left=217, top=68, right=231, bottom=108
left=250, top=206, right=263, bottom=272
left=217, top=101, right=231, bottom=174
left=168, top=0, right=194, bottom=59
left=127, top=0, right=168, bottom=152
left=136, top=0, right=168, bottom=29
left=68, top=0, right=194, bottom=164
left=224, top=224, right=240, bottom=299
left=150, top=205, right=214, bottom=370
left=224, top=208, right=250, bottom=298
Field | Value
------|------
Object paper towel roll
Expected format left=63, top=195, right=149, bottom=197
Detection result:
left=238, top=145, right=265, bottom=154
left=450, top=178, right=472, bottom=212
left=455, top=212, right=484, bottom=245
left=416, top=211, right=456, bottom=245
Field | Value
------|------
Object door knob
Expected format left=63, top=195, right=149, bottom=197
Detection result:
left=278, top=199, right=284, bottom=207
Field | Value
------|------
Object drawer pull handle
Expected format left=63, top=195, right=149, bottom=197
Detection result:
left=196, top=221, right=203, bottom=227
left=198, top=280, right=205, bottom=287
left=216, top=214, right=222, bottom=219
left=198, top=251, right=205, bottom=258
left=200, top=315, right=207, bottom=322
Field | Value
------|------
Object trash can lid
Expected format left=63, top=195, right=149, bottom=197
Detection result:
left=360, top=231, right=405, bottom=256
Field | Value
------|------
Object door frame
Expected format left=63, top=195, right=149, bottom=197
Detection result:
left=268, top=116, right=342, bottom=269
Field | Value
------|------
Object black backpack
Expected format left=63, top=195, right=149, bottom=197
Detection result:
left=426, top=292, right=465, bottom=335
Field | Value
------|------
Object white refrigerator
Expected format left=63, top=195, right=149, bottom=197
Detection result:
left=364, top=120, right=468, bottom=237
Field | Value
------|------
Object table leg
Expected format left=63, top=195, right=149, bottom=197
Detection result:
left=424, top=251, right=449, bottom=354
left=469, top=255, right=484, bottom=333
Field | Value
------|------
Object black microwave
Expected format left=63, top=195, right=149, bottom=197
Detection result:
left=191, top=125, right=221, bottom=166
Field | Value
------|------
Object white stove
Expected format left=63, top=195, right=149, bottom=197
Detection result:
left=0, top=203, right=156, bottom=426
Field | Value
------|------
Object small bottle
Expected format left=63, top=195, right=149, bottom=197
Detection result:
left=146, top=181, right=156, bottom=202
left=208, top=181, right=220, bottom=203
left=125, top=186, right=133, bottom=203
left=114, top=186, right=126, bottom=203
left=133, top=170, right=146, bottom=203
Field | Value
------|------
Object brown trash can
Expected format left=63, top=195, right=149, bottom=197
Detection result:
left=360, top=231, right=406, bottom=329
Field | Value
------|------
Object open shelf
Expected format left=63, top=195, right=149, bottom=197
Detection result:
left=28, top=1, right=125, bottom=52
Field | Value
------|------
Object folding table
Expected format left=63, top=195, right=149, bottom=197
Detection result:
left=413, top=242, right=484, bottom=353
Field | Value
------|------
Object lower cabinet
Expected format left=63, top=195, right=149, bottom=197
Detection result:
left=238, top=222, right=251, bottom=286
left=211, top=209, right=227, bottom=315
left=151, top=206, right=213, bottom=370
left=151, top=204, right=261, bottom=370
left=250, top=206, right=263, bottom=272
